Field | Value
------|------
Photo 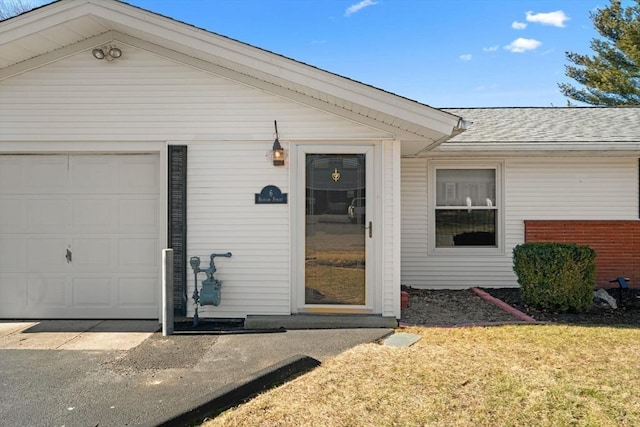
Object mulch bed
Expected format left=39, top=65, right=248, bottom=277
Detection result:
left=483, top=287, right=640, bottom=326
left=400, top=286, right=640, bottom=327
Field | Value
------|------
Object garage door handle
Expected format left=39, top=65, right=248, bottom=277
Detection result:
left=66, top=249, right=72, bottom=264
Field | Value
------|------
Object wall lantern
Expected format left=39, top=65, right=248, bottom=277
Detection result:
left=266, top=120, right=287, bottom=166
left=92, top=45, right=123, bottom=61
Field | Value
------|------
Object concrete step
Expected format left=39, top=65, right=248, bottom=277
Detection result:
left=245, top=314, right=398, bottom=330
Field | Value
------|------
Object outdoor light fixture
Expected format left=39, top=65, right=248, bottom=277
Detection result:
left=92, top=45, right=123, bottom=61
left=267, top=120, right=286, bottom=166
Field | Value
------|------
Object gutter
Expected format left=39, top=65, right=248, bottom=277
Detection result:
left=415, top=117, right=472, bottom=155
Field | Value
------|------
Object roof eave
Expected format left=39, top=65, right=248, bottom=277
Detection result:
left=1, top=0, right=463, bottom=144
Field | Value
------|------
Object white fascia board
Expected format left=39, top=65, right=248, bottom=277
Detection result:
left=421, top=150, right=640, bottom=159
left=435, top=142, right=640, bottom=151
left=0, top=0, right=101, bottom=43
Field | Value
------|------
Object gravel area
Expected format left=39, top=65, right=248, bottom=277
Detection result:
left=400, top=287, right=522, bottom=326
left=400, top=286, right=640, bottom=327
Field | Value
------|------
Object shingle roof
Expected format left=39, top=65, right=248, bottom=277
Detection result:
left=442, top=107, right=640, bottom=143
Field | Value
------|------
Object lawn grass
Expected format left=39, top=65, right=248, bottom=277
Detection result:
left=203, top=325, right=640, bottom=427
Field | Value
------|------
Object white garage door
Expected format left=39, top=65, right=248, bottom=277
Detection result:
left=0, top=154, right=160, bottom=319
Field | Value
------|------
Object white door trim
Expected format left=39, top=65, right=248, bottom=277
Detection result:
left=289, top=142, right=381, bottom=314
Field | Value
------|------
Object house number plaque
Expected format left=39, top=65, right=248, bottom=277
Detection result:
left=255, top=185, right=288, bottom=204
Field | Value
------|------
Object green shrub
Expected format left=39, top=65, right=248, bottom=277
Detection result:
left=512, top=243, right=596, bottom=313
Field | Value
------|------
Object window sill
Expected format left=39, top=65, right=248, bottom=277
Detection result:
left=429, top=246, right=505, bottom=257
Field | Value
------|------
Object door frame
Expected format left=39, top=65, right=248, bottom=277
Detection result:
left=289, top=142, right=382, bottom=314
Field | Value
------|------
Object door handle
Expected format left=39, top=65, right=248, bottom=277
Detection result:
left=365, top=221, right=372, bottom=238
left=66, top=248, right=72, bottom=264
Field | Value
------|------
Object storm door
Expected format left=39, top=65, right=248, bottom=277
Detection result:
left=301, top=147, right=372, bottom=310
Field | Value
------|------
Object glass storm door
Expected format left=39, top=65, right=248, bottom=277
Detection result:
left=303, top=150, right=371, bottom=307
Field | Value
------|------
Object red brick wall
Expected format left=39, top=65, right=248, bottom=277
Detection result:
left=524, top=220, right=640, bottom=288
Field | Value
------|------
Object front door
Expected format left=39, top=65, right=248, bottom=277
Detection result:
left=298, top=146, right=373, bottom=312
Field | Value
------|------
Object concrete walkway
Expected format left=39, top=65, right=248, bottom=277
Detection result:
left=0, top=320, right=392, bottom=426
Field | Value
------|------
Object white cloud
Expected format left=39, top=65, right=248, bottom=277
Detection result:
left=512, top=21, right=527, bottom=30
left=504, top=38, right=542, bottom=53
left=345, top=0, right=378, bottom=17
left=526, top=10, right=570, bottom=27
left=459, top=54, right=472, bottom=61
left=483, top=45, right=499, bottom=52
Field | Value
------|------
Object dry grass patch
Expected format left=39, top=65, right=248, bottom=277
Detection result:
left=203, top=325, right=640, bottom=427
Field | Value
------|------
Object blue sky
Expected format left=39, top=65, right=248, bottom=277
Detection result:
left=37, top=0, right=619, bottom=107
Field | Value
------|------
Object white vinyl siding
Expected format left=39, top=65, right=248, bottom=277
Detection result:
left=0, top=45, right=391, bottom=142
left=187, top=142, right=290, bottom=318
left=504, top=157, right=639, bottom=257
left=401, top=156, right=638, bottom=289
left=1, top=45, right=401, bottom=319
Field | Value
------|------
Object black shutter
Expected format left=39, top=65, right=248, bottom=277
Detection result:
left=168, top=146, right=188, bottom=316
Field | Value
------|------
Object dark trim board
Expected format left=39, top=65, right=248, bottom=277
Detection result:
left=168, top=145, right=188, bottom=316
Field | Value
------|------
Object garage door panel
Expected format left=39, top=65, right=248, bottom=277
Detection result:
left=69, top=156, right=118, bottom=194
left=1, top=153, right=160, bottom=319
left=0, top=157, right=22, bottom=193
left=118, top=238, right=158, bottom=268
left=71, top=238, right=112, bottom=269
left=118, top=276, right=157, bottom=306
left=27, top=238, right=68, bottom=272
left=119, top=156, right=159, bottom=193
left=27, top=198, right=69, bottom=231
left=68, top=155, right=159, bottom=194
left=118, top=198, right=158, bottom=231
left=0, top=274, right=27, bottom=316
left=0, top=238, right=27, bottom=272
left=71, top=198, right=115, bottom=230
left=28, top=275, right=67, bottom=308
left=72, top=277, right=111, bottom=306
left=0, top=198, right=27, bottom=233
left=24, top=155, right=69, bottom=193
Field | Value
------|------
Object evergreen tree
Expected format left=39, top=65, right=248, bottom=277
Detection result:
left=559, top=0, right=640, bottom=106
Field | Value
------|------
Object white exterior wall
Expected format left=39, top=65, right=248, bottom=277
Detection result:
left=187, top=142, right=290, bottom=318
left=1, top=45, right=400, bottom=318
left=401, top=156, right=639, bottom=289
left=0, top=46, right=389, bottom=142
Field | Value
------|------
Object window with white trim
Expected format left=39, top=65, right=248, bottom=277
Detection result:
left=431, top=163, right=501, bottom=250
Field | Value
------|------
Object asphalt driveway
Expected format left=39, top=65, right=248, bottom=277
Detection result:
left=0, top=320, right=391, bottom=426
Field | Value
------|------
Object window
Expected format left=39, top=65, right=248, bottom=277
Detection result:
left=431, top=164, right=501, bottom=250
